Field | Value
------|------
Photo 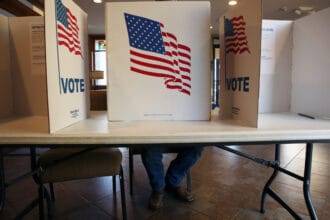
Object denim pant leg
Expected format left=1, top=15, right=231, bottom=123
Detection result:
left=141, top=147, right=165, bottom=192
left=165, top=146, right=203, bottom=187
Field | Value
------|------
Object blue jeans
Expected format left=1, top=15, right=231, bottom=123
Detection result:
left=141, top=146, right=203, bottom=192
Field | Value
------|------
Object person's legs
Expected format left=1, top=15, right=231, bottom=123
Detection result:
left=141, top=147, right=165, bottom=210
left=141, top=147, right=165, bottom=192
left=141, top=146, right=204, bottom=208
left=164, top=146, right=203, bottom=202
left=165, top=146, right=203, bottom=188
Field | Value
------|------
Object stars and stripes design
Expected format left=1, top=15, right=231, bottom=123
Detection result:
left=56, top=0, right=82, bottom=56
left=124, top=13, right=192, bottom=96
left=225, top=16, right=250, bottom=55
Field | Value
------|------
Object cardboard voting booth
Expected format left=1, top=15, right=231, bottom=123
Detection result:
left=106, top=2, right=211, bottom=121
left=45, top=0, right=89, bottom=132
left=219, top=0, right=330, bottom=127
left=0, top=15, right=49, bottom=126
left=219, top=0, right=262, bottom=127
left=290, top=8, right=330, bottom=119
left=0, top=0, right=89, bottom=133
left=259, top=20, right=293, bottom=114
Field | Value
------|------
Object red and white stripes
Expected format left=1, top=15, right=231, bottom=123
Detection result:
left=129, top=23, right=192, bottom=96
left=57, top=9, right=82, bottom=56
left=225, top=16, right=250, bottom=55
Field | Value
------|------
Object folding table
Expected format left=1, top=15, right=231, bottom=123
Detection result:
left=0, top=111, right=329, bottom=220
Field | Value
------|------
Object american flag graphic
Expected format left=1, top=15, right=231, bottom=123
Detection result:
left=225, top=16, right=250, bottom=55
left=124, top=13, right=192, bottom=96
left=56, top=0, right=82, bottom=56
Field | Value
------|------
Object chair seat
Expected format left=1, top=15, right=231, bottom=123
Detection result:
left=39, top=147, right=122, bottom=183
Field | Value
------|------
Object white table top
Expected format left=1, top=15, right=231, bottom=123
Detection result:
left=0, top=111, right=330, bottom=145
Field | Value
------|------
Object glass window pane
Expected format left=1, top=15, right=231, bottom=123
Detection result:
left=94, top=51, right=107, bottom=86
left=95, top=40, right=106, bottom=51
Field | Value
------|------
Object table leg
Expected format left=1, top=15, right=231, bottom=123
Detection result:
left=216, top=143, right=319, bottom=219
left=31, top=147, right=53, bottom=219
left=0, top=148, right=5, bottom=212
left=129, top=148, right=134, bottom=195
left=260, top=144, right=280, bottom=213
left=303, top=143, right=318, bottom=220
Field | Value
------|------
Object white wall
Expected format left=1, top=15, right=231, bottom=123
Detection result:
left=259, top=20, right=293, bottom=113
left=291, top=8, right=330, bottom=118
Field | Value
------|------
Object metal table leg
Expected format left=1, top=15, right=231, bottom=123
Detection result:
left=303, top=143, right=318, bottom=220
left=260, top=144, right=280, bottom=213
left=129, top=148, right=134, bottom=195
left=216, top=143, right=319, bottom=219
left=259, top=143, right=318, bottom=219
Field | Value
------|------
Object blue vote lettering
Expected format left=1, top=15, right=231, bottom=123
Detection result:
left=226, top=77, right=250, bottom=92
left=60, top=77, right=85, bottom=94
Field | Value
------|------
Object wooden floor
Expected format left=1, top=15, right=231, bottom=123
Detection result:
left=1, top=144, right=329, bottom=219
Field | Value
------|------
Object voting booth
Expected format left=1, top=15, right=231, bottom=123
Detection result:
left=219, top=0, right=330, bottom=127
left=106, top=1, right=211, bottom=121
left=219, top=0, right=262, bottom=127
left=0, top=0, right=89, bottom=133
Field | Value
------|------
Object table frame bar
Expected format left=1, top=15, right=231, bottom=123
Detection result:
left=260, top=144, right=281, bottom=214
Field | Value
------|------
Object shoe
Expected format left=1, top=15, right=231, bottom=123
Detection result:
left=165, top=185, right=195, bottom=202
left=148, top=191, right=164, bottom=210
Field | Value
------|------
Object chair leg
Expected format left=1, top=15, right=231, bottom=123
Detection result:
left=49, top=183, right=55, bottom=202
left=186, top=169, right=192, bottom=193
left=43, top=186, right=53, bottom=220
left=128, top=149, right=134, bottom=196
left=38, top=184, right=45, bottom=220
left=119, top=166, right=127, bottom=220
left=112, top=175, right=117, bottom=198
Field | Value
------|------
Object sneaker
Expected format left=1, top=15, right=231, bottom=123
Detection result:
left=148, top=191, right=164, bottom=210
left=165, top=185, right=195, bottom=202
